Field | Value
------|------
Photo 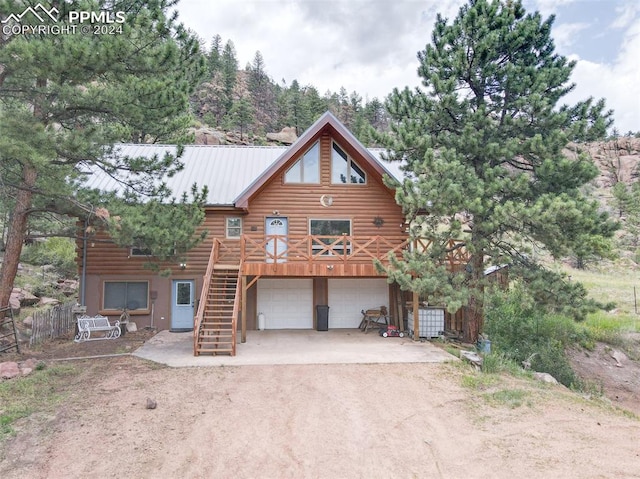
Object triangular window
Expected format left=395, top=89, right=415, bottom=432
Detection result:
left=332, top=142, right=365, bottom=184
left=285, top=142, right=320, bottom=183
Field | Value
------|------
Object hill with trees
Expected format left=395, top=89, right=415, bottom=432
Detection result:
left=189, top=35, right=390, bottom=145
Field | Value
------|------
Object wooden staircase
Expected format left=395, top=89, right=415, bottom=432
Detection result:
left=195, top=267, right=239, bottom=355
left=194, top=239, right=242, bottom=356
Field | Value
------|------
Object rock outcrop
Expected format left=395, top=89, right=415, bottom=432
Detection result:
left=266, top=126, right=298, bottom=145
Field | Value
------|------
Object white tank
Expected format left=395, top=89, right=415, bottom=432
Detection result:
left=258, top=312, right=265, bottom=331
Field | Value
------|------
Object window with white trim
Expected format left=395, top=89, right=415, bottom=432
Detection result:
left=285, top=142, right=320, bottom=183
left=331, top=142, right=365, bottom=184
left=226, top=217, right=242, bottom=239
left=103, top=281, right=149, bottom=311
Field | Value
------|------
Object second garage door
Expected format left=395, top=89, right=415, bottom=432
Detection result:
left=328, top=279, right=389, bottom=328
left=257, top=278, right=313, bottom=329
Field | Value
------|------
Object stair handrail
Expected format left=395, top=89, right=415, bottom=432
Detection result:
left=194, top=238, right=219, bottom=354
left=230, top=262, right=242, bottom=356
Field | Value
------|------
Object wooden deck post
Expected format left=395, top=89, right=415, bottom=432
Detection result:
left=241, top=275, right=247, bottom=343
left=412, top=290, right=419, bottom=341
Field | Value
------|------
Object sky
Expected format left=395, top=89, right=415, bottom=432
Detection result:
left=174, top=0, right=640, bottom=134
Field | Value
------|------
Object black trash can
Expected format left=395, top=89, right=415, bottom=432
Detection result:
left=316, top=305, right=329, bottom=331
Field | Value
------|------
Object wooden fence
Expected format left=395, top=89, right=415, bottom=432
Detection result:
left=30, top=301, right=77, bottom=346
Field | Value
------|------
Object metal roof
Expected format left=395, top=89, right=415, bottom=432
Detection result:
left=81, top=142, right=405, bottom=206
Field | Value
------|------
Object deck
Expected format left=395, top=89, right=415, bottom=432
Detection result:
left=211, top=235, right=469, bottom=277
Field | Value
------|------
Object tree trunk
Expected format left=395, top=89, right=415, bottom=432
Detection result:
left=463, top=248, right=485, bottom=344
left=0, top=165, right=37, bottom=311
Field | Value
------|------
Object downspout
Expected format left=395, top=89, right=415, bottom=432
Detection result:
left=80, top=216, right=88, bottom=306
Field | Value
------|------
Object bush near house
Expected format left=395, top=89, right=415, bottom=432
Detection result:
left=484, top=285, right=593, bottom=387
left=20, top=238, right=76, bottom=278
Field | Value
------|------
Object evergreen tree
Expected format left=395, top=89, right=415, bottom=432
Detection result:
left=227, top=97, right=254, bottom=141
left=303, top=86, right=328, bottom=123
left=377, top=0, right=616, bottom=342
left=0, top=0, right=207, bottom=309
left=220, top=39, right=238, bottom=114
left=286, top=80, right=307, bottom=135
left=612, top=181, right=640, bottom=248
left=247, top=50, right=278, bottom=131
left=208, top=34, right=223, bottom=73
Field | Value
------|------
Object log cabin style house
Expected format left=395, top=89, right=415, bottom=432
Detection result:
left=79, top=112, right=471, bottom=355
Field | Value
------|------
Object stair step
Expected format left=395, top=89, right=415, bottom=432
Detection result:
left=195, top=258, right=240, bottom=357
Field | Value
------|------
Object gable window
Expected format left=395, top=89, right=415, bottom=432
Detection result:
left=310, top=219, right=352, bottom=255
left=285, top=142, right=320, bottom=183
left=332, top=142, right=365, bottom=184
left=226, top=217, right=242, bottom=239
left=103, top=281, right=149, bottom=311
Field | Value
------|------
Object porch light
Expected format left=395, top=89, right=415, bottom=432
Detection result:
left=179, top=262, right=187, bottom=269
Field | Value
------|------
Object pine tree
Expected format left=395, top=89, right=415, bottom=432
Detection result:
left=377, top=0, right=616, bottom=341
left=220, top=40, right=238, bottom=114
left=0, top=0, right=207, bottom=310
left=208, top=34, right=223, bottom=73
left=227, top=97, right=254, bottom=141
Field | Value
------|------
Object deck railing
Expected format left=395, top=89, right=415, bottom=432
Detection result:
left=239, top=235, right=469, bottom=266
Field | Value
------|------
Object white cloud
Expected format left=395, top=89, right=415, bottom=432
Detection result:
left=567, top=21, right=640, bottom=132
left=530, top=0, right=577, bottom=17
left=611, top=0, right=640, bottom=29
left=176, top=0, right=639, bottom=132
left=552, top=22, right=590, bottom=50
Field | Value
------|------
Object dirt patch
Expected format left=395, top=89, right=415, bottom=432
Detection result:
left=1, top=357, right=639, bottom=478
left=4, top=328, right=158, bottom=362
left=568, top=334, right=640, bottom=416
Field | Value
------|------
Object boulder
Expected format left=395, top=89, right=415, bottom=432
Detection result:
left=266, top=126, right=297, bottom=145
left=532, top=372, right=559, bottom=384
left=12, top=287, right=39, bottom=306
left=56, top=279, right=79, bottom=297
left=192, top=127, right=227, bottom=145
left=39, top=297, right=60, bottom=307
left=22, top=316, right=33, bottom=328
left=8, top=294, right=20, bottom=315
left=0, top=361, right=20, bottom=380
left=22, top=358, right=39, bottom=370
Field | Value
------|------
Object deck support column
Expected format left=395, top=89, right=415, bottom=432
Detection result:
left=241, top=275, right=247, bottom=343
left=412, top=290, right=419, bottom=341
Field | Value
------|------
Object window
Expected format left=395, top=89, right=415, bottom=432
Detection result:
left=332, top=142, right=365, bottom=184
left=175, top=281, right=192, bottom=306
left=226, top=217, right=242, bottom=239
left=103, top=281, right=149, bottom=311
left=130, top=238, right=151, bottom=256
left=285, top=142, right=320, bottom=183
left=310, top=219, right=352, bottom=255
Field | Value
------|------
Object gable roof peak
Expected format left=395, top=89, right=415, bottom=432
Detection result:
left=233, top=110, right=396, bottom=208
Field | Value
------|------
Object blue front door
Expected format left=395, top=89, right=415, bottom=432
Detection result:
left=171, top=280, right=195, bottom=330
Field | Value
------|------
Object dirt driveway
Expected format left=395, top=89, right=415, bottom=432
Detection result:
left=1, top=356, right=639, bottom=479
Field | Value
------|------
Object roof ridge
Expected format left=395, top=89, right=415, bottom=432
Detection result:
left=116, top=143, right=289, bottom=149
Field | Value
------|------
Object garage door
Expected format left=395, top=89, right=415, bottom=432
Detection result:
left=328, top=279, right=389, bottom=328
left=257, top=279, right=313, bottom=329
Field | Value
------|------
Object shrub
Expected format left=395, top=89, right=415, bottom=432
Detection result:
left=21, top=237, right=76, bottom=277
left=484, top=284, right=588, bottom=387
